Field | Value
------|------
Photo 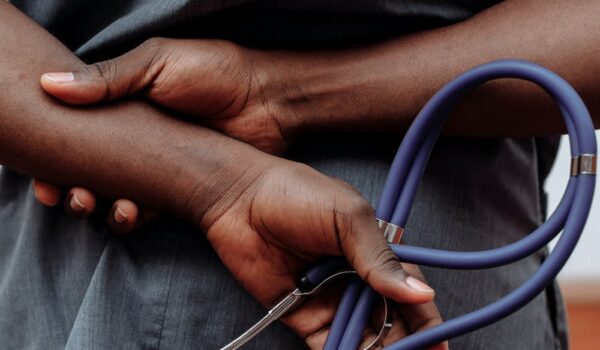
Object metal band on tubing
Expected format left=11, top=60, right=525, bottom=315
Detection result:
left=377, top=219, right=405, bottom=245
left=571, top=154, right=597, bottom=176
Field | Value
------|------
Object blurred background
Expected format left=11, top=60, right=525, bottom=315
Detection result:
left=546, top=131, right=600, bottom=350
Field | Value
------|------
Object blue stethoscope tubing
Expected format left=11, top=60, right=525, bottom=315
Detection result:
left=308, top=60, right=597, bottom=349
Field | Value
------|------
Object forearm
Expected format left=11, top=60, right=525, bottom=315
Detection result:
left=0, top=2, right=266, bottom=225
left=260, top=0, right=600, bottom=136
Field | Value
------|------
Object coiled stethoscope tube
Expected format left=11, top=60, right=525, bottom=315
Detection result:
left=220, top=59, right=597, bottom=350
left=315, top=59, right=596, bottom=349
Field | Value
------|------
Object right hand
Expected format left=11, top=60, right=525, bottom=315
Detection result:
left=190, top=157, right=445, bottom=349
left=35, top=143, right=447, bottom=349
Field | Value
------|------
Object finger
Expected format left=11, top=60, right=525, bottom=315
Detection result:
left=283, top=280, right=343, bottom=341
left=397, top=302, right=448, bottom=350
left=107, top=199, right=139, bottom=234
left=363, top=297, right=410, bottom=348
left=64, top=187, right=97, bottom=218
left=338, top=205, right=435, bottom=305
left=107, top=199, right=159, bottom=234
left=358, top=305, right=407, bottom=350
left=280, top=277, right=354, bottom=349
left=358, top=325, right=382, bottom=350
left=306, top=294, right=410, bottom=350
left=398, top=265, right=448, bottom=350
left=32, top=179, right=61, bottom=206
left=380, top=307, right=410, bottom=347
left=361, top=315, right=410, bottom=350
left=40, top=38, right=167, bottom=105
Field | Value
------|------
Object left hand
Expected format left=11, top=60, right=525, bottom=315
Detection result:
left=33, top=37, right=292, bottom=231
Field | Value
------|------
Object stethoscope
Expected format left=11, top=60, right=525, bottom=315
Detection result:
left=221, top=60, right=597, bottom=350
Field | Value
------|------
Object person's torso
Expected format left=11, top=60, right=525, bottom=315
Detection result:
left=1, top=1, right=564, bottom=349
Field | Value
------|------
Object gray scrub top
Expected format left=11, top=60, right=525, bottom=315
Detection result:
left=1, top=1, right=566, bottom=349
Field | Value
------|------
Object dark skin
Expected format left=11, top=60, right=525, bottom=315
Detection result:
left=31, top=1, right=600, bottom=346
left=11, top=0, right=600, bottom=346
left=0, top=2, right=445, bottom=349
left=37, top=0, right=600, bottom=223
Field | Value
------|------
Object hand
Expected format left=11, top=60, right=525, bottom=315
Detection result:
left=42, top=38, right=290, bottom=154
left=32, top=135, right=445, bottom=348
left=33, top=142, right=446, bottom=350
left=33, top=156, right=447, bottom=348
left=32, top=179, right=158, bottom=233
left=195, top=158, right=445, bottom=349
left=33, top=38, right=291, bottom=230
left=30, top=38, right=447, bottom=348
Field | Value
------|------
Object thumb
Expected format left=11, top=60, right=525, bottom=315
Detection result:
left=339, top=207, right=435, bottom=304
left=40, top=38, right=166, bottom=105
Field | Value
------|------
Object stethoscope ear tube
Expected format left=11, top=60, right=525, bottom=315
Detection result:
left=323, top=60, right=596, bottom=349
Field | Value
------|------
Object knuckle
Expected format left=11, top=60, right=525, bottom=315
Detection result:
left=343, top=197, right=375, bottom=238
left=332, top=199, right=367, bottom=243
left=85, top=61, right=109, bottom=80
left=374, top=249, right=403, bottom=274
left=350, top=197, right=375, bottom=217
left=332, top=182, right=373, bottom=218
left=136, top=38, right=172, bottom=89
left=139, top=37, right=167, bottom=54
left=89, top=61, right=114, bottom=82
left=331, top=206, right=352, bottom=255
left=415, top=315, right=444, bottom=334
left=100, top=55, right=117, bottom=76
left=334, top=188, right=371, bottom=221
left=364, top=248, right=404, bottom=285
left=86, top=61, right=114, bottom=99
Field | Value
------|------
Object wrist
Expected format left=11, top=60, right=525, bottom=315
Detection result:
left=182, top=138, right=276, bottom=231
left=247, top=49, right=328, bottom=139
left=248, top=48, right=376, bottom=136
left=248, top=43, right=421, bottom=136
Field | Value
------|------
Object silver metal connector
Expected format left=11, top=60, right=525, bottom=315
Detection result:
left=377, top=219, right=405, bottom=244
left=220, top=270, right=357, bottom=350
left=571, top=154, right=597, bottom=176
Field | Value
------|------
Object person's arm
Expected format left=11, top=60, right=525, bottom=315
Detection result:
left=260, top=0, right=600, bottom=136
left=33, top=0, right=598, bottom=228
left=0, top=1, right=260, bottom=220
left=38, top=0, right=600, bottom=162
left=0, top=4, right=446, bottom=348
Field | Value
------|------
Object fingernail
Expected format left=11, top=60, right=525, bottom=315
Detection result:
left=43, top=72, right=75, bottom=83
left=114, top=206, right=129, bottom=224
left=406, top=276, right=434, bottom=293
left=69, top=194, right=86, bottom=212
